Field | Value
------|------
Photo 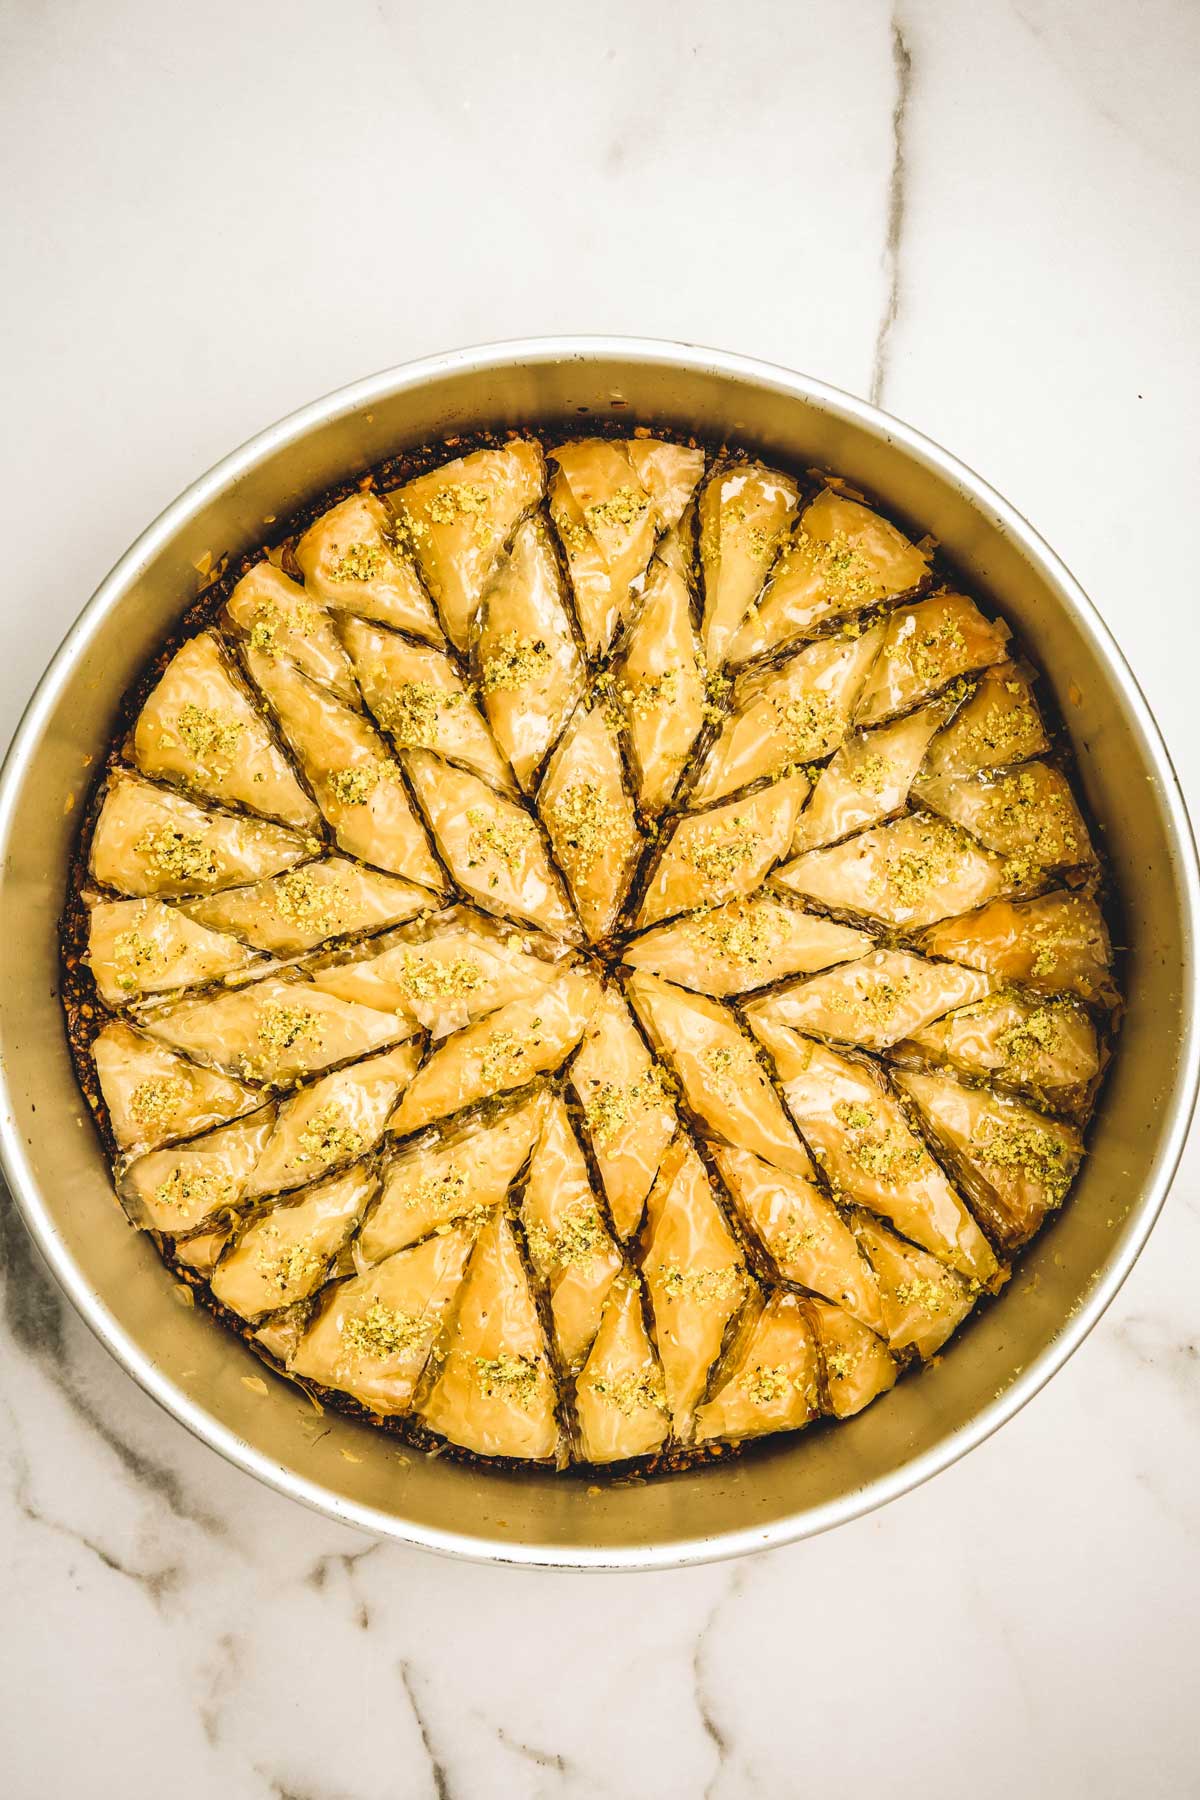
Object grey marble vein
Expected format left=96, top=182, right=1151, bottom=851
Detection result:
left=0, top=1182, right=226, bottom=1537
left=495, top=1725, right=573, bottom=1780
left=3, top=1390, right=183, bottom=1604
left=869, top=11, right=913, bottom=406
left=692, top=1565, right=748, bottom=1798
left=399, top=1659, right=454, bottom=1800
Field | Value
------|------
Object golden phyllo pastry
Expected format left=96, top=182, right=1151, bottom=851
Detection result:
left=295, top=492, right=443, bottom=642
left=729, top=486, right=932, bottom=663
left=389, top=439, right=545, bottom=652
left=474, top=515, right=586, bottom=793
left=69, top=431, right=1118, bottom=1474
left=418, top=1210, right=559, bottom=1459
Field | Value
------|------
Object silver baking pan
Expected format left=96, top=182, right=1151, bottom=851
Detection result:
left=1, top=338, right=1196, bottom=1567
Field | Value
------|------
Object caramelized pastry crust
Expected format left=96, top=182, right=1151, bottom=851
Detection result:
left=64, top=429, right=1120, bottom=1474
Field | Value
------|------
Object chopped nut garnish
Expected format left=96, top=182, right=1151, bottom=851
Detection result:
left=834, top=1098, right=924, bottom=1179
left=295, top=1105, right=364, bottom=1166
left=134, top=826, right=218, bottom=884
left=342, top=1301, right=427, bottom=1358
left=111, top=928, right=164, bottom=991
left=394, top=951, right=484, bottom=1001
left=973, top=1117, right=1076, bottom=1202
left=374, top=679, right=459, bottom=747
left=778, top=691, right=837, bottom=756
left=481, top=633, right=551, bottom=693
left=582, top=1064, right=673, bottom=1145
left=254, top=1233, right=324, bottom=1294
left=466, top=805, right=534, bottom=873
left=584, top=485, right=649, bottom=533
left=330, top=542, right=386, bottom=582
left=328, top=760, right=395, bottom=807
left=526, top=1201, right=606, bottom=1270
left=547, top=781, right=622, bottom=876
left=129, top=1074, right=186, bottom=1127
left=658, top=1262, right=744, bottom=1302
left=404, top=1166, right=468, bottom=1214
left=745, top=1364, right=791, bottom=1405
left=175, top=704, right=244, bottom=765
left=589, top=1368, right=666, bottom=1416
left=688, top=900, right=778, bottom=968
left=684, top=816, right=760, bottom=882
left=479, top=1028, right=527, bottom=1086
left=474, top=1352, right=540, bottom=1405
left=152, top=1165, right=235, bottom=1222
left=272, top=867, right=345, bottom=935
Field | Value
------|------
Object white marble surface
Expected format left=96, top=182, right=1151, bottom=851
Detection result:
left=2, top=1, right=1199, bottom=1794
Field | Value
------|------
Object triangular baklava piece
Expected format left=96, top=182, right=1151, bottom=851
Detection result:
left=119, top=1106, right=277, bottom=1233
left=341, top=617, right=514, bottom=792
left=745, top=949, right=993, bottom=1051
left=418, top=1210, right=560, bottom=1459
left=86, top=894, right=262, bottom=1004
left=389, top=439, right=546, bottom=651
left=403, top=752, right=575, bottom=936
left=180, top=857, right=431, bottom=956
left=916, top=761, right=1093, bottom=876
left=244, top=1042, right=422, bottom=1199
left=805, top=1297, right=898, bottom=1419
left=900, top=989, right=1101, bottom=1105
left=211, top=1164, right=375, bottom=1321
left=94, top=1021, right=259, bottom=1154
left=729, top=486, right=932, bottom=663
left=893, top=1068, right=1083, bottom=1251
left=636, top=772, right=810, bottom=927
left=574, top=1271, right=670, bottom=1464
left=244, top=646, right=444, bottom=888
left=358, top=1095, right=543, bottom=1262
left=751, top=1021, right=998, bottom=1283
left=142, top=973, right=410, bottom=1087
left=538, top=698, right=642, bottom=942
left=776, top=813, right=1010, bottom=930
left=132, top=632, right=319, bottom=830
left=623, top=894, right=869, bottom=997
left=627, top=972, right=813, bottom=1178
left=474, top=515, right=586, bottom=792
left=920, top=662, right=1047, bottom=781
left=294, top=492, right=443, bottom=642
left=640, top=1136, right=748, bottom=1438
left=854, top=591, right=1010, bottom=725
left=711, top=1142, right=884, bottom=1333
left=224, top=563, right=357, bottom=700
left=389, top=968, right=601, bottom=1136
left=289, top=1224, right=477, bottom=1414
left=520, top=1094, right=622, bottom=1371
left=90, top=770, right=308, bottom=897
left=691, top=627, right=883, bottom=804
left=693, top=1290, right=819, bottom=1445
left=698, top=460, right=800, bottom=666
left=789, top=700, right=952, bottom=855
left=568, top=985, right=677, bottom=1240
left=850, top=1213, right=981, bottom=1360
left=616, top=523, right=707, bottom=813
left=918, top=890, right=1115, bottom=1003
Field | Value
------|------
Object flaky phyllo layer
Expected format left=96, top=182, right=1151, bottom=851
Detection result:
left=65, top=432, right=1119, bottom=1470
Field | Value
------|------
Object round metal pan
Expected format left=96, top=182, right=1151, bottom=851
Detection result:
left=1, top=338, right=1196, bottom=1568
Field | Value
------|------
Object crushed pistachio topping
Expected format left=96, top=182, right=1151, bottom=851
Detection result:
left=657, top=1262, right=744, bottom=1302
left=582, top=1064, right=674, bottom=1145
left=152, top=1165, right=235, bottom=1222
left=555, top=510, right=590, bottom=557
left=589, top=1367, right=667, bottom=1416
left=845, top=751, right=896, bottom=794
left=329, top=541, right=385, bottom=582
left=973, top=1117, right=1077, bottom=1202
left=996, top=1004, right=1066, bottom=1068
left=833, top=1098, right=924, bottom=1180
left=775, top=1220, right=826, bottom=1262
left=175, top=704, right=244, bottom=765
left=474, top=1352, right=541, bottom=1405
left=584, top=485, right=649, bottom=533
left=481, top=633, right=551, bottom=693
left=824, top=1347, right=859, bottom=1381
left=328, top=759, right=396, bottom=807
left=984, top=769, right=1080, bottom=864
left=342, top=1301, right=427, bottom=1359
left=374, top=679, right=459, bottom=747
left=702, top=1041, right=760, bottom=1093
left=959, top=693, right=1039, bottom=761
left=254, top=1233, right=325, bottom=1294
left=271, top=867, right=345, bottom=935
left=465, top=804, right=534, bottom=874
left=525, top=1202, right=606, bottom=1270
left=778, top=691, right=838, bottom=757
left=745, top=1364, right=791, bottom=1405
left=627, top=667, right=680, bottom=716
left=684, top=815, right=761, bottom=883
left=893, top=1274, right=958, bottom=1317
left=394, top=951, right=484, bottom=1001
left=778, top=526, right=876, bottom=608
left=479, top=1027, right=529, bottom=1086
left=404, top=1166, right=468, bottom=1214
left=295, top=1105, right=364, bottom=1167
left=247, top=599, right=319, bottom=654
left=255, top=1004, right=321, bottom=1055
left=547, top=781, right=623, bottom=876
left=134, top=826, right=218, bottom=884
left=830, top=974, right=913, bottom=1031
left=111, top=928, right=164, bottom=992
left=1029, top=922, right=1076, bottom=979
left=897, top=616, right=969, bottom=685
left=883, top=822, right=968, bottom=907
left=428, top=482, right=491, bottom=527
left=689, top=899, right=778, bottom=968
left=129, top=1074, right=186, bottom=1127
left=701, top=667, right=731, bottom=725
